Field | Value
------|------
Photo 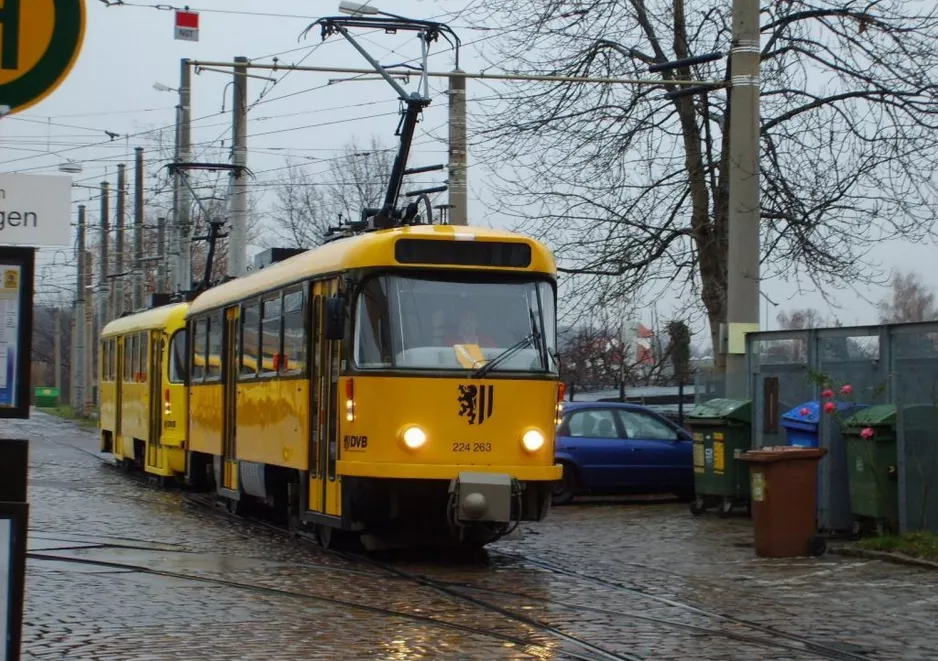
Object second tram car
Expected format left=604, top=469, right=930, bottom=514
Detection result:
left=99, top=302, right=189, bottom=480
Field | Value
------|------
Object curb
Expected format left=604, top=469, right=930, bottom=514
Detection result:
left=832, top=545, right=938, bottom=570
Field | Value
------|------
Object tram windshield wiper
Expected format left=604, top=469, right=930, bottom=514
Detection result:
left=471, top=310, right=542, bottom=379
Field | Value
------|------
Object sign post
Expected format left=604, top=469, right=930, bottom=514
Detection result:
left=0, top=4, right=82, bottom=659
left=0, top=439, right=28, bottom=661
left=0, top=0, right=86, bottom=116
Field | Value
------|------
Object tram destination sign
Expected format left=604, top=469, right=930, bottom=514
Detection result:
left=0, top=174, right=72, bottom=247
left=0, top=0, right=87, bottom=114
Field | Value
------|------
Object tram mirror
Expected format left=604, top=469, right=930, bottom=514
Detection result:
left=324, top=297, right=347, bottom=341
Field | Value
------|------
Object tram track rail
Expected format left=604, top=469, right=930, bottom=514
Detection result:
left=35, top=430, right=880, bottom=661
left=25, top=551, right=598, bottom=661
left=181, top=492, right=875, bottom=661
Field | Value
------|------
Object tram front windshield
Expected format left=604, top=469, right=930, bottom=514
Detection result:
left=354, top=274, right=557, bottom=373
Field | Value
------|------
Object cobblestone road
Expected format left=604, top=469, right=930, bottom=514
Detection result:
left=11, top=411, right=938, bottom=660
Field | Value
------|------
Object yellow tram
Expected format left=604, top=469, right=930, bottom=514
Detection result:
left=98, top=302, right=189, bottom=481
left=183, top=224, right=562, bottom=549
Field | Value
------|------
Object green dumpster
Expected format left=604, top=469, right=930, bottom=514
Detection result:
left=686, top=398, right=753, bottom=517
left=34, top=387, right=60, bottom=408
left=843, top=405, right=898, bottom=537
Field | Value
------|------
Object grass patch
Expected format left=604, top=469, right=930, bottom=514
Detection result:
left=36, top=405, right=97, bottom=430
left=858, top=532, right=938, bottom=562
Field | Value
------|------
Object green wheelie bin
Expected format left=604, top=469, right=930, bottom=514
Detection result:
left=843, top=405, right=898, bottom=537
left=34, top=387, right=60, bottom=408
left=686, top=398, right=753, bottom=517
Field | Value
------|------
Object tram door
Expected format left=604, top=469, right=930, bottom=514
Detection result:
left=220, top=306, right=240, bottom=494
left=308, top=279, right=341, bottom=517
left=146, top=331, right=163, bottom=469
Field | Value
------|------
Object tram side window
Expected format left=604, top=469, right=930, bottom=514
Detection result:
left=241, top=303, right=259, bottom=378
left=169, top=330, right=187, bottom=383
left=109, top=339, right=117, bottom=381
left=137, top=332, right=148, bottom=382
left=206, top=315, right=223, bottom=381
left=102, top=341, right=110, bottom=382
left=192, top=319, right=207, bottom=382
left=261, top=295, right=282, bottom=376
left=124, top=336, right=135, bottom=382
left=281, top=289, right=306, bottom=374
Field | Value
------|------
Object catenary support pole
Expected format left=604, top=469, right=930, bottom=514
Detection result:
left=98, top=181, right=110, bottom=334
left=448, top=70, right=468, bottom=226
left=228, top=55, right=248, bottom=278
left=156, top=216, right=166, bottom=294
left=133, top=147, right=145, bottom=309
left=74, top=205, right=86, bottom=414
left=723, top=0, right=761, bottom=398
left=175, top=58, right=193, bottom=292
left=114, top=164, right=126, bottom=317
left=54, top=308, right=61, bottom=393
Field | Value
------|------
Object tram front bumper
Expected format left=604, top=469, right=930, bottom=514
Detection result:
left=336, top=460, right=562, bottom=482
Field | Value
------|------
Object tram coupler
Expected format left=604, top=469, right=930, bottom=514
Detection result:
left=448, top=472, right=517, bottom=523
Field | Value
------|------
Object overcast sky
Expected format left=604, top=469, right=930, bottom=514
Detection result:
left=4, top=0, right=936, bottom=338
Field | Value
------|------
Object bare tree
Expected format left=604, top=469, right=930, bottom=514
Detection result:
left=268, top=136, right=393, bottom=249
left=466, top=0, right=938, bottom=367
left=878, top=270, right=938, bottom=323
left=777, top=307, right=828, bottom=330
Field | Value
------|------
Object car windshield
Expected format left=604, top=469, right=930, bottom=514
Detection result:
left=354, top=273, right=557, bottom=373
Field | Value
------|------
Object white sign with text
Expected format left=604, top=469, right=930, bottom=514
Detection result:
left=0, top=174, right=72, bottom=247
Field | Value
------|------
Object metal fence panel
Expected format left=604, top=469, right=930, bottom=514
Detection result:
left=890, top=325, right=938, bottom=534
left=815, top=329, right=887, bottom=533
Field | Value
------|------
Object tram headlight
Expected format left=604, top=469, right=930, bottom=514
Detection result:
left=401, top=426, right=427, bottom=450
left=521, top=429, right=545, bottom=453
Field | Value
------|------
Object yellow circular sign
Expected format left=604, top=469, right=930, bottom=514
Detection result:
left=0, top=0, right=86, bottom=114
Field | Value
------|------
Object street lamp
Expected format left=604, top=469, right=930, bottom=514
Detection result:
left=153, top=82, right=177, bottom=93
left=338, top=1, right=408, bottom=21
left=338, top=1, right=378, bottom=16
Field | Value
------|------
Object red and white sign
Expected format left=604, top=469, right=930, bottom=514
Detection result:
left=174, top=10, right=200, bottom=42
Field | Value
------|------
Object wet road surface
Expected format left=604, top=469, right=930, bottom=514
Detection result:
left=11, top=411, right=938, bottom=660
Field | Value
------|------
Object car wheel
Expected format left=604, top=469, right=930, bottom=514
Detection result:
left=551, top=465, right=577, bottom=506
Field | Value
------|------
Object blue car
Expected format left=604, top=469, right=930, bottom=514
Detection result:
left=552, top=401, right=695, bottom=505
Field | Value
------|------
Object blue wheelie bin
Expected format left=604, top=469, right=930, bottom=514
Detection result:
left=780, top=400, right=868, bottom=534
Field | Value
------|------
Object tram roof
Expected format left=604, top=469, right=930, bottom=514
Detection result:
left=188, top=224, right=556, bottom=316
left=101, top=302, right=190, bottom=338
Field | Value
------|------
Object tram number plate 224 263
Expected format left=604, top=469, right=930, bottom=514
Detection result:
left=452, top=442, right=492, bottom=453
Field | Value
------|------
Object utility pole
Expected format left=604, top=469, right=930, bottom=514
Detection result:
left=54, top=308, right=61, bottom=393
left=114, top=164, right=126, bottom=318
left=723, top=0, right=761, bottom=398
left=228, top=55, right=249, bottom=278
left=156, top=217, right=166, bottom=293
left=98, top=180, right=110, bottom=335
left=74, top=205, right=86, bottom=414
left=174, top=58, right=193, bottom=292
left=85, top=247, right=94, bottom=413
left=448, top=69, right=468, bottom=226
left=133, top=147, right=145, bottom=309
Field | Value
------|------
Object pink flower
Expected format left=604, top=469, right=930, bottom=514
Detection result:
left=822, top=389, right=834, bottom=399
left=860, top=427, right=875, bottom=439
left=799, top=407, right=811, bottom=417
left=840, top=384, right=853, bottom=396
left=823, top=401, right=836, bottom=414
